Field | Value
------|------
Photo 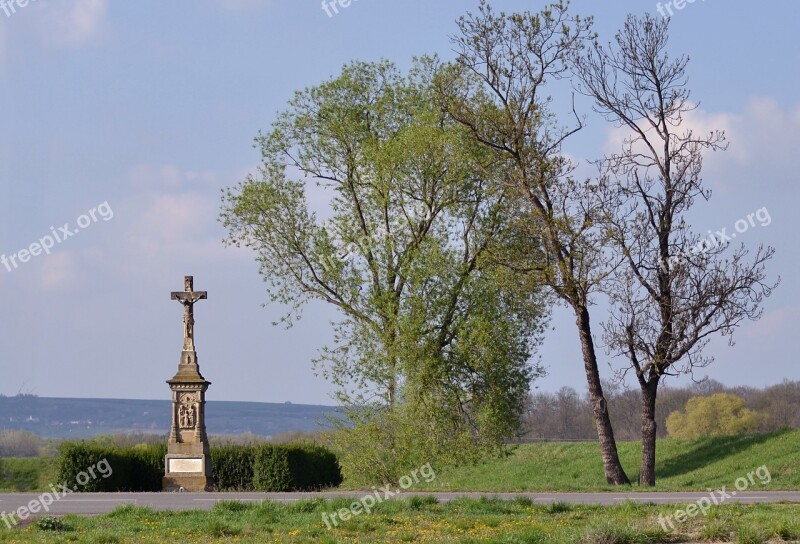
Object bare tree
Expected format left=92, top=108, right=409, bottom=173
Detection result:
left=438, top=1, right=631, bottom=485
left=574, top=14, right=779, bottom=485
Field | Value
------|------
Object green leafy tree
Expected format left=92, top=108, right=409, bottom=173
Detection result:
left=436, top=1, right=631, bottom=485
left=666, top=394, right=765, bottom=440
left=220, top=59, right=549, bottom=484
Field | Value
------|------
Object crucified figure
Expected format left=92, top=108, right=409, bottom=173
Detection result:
left=171, top=276, right=207, bottom=351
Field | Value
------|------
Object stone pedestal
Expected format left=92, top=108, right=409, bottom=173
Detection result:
left=163, top=353, right=212, bottom=491
left=163, top=277, right=213, bottom=492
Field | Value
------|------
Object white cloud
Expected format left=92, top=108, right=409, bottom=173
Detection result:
left=724, top=97, right=800, bottom=164
left=38, top=251, right=78, bottom=290
left=131, top=192, right=218, bottom=253
left=117, top=163, right=255, bottom=277
left=602, top=103, right=736, bottom=161
left=34, top=0, right=107, bottom=48
left=600, top=98, right=800, bottom=190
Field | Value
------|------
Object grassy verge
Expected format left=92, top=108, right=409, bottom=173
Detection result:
left=409, top=430, right=800, bottom=492
left=0, top=458, right=57, bottom=492
left=1, top=499, right=800, bottom=543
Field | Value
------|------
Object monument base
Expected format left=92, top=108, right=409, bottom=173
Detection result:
left=162, top=474, right=212, bottom=492
left=163, top=455, right=213, bottom=492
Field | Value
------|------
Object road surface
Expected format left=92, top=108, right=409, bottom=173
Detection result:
left=1, top=491, right=799, bottom=516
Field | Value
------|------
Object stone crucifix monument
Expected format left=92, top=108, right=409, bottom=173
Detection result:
left=163, top=275, right=213, bottom=492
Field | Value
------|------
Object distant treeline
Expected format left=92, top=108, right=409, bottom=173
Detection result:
left=521, top=379, right=800, bottom=441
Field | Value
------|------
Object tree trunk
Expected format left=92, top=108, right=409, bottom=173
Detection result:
left=575, top=306, right=631, bottom=485
left=639, top=379, right=659, bottom=486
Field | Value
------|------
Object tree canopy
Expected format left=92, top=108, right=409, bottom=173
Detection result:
left=221, top=59, right=549, bottom=482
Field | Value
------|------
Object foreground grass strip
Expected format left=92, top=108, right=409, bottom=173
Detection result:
left=0, top=499, right=799, bottom=543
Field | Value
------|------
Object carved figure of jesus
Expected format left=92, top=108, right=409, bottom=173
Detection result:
left=171, top=276, right=207, bottom=351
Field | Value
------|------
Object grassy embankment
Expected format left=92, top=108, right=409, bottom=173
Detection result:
left=412, top=429, right=800, bottom=492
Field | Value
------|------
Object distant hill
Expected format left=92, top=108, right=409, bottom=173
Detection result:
left=0, top=396, right=339, bottom=438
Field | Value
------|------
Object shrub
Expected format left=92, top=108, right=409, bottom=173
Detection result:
left=56, top=443, right=126, bottom=492
left=127, top=443, right=167, bottom=491
left=253, top=445, right=292, bottom=492
left=56, top=442, right=165, bottom=492
left=289, top=443, right=342, bottom=491
left=211, top=444, right=257, bottom=491
left=0, top=430, right=42, bottom=457
left=253, top=443, right=342, bottom=492
left=35, top=516, right=72, bottom=532
left=666, top=394, right=768, bottom=439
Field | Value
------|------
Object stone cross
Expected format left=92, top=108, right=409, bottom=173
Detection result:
left=171, top=276, right=207, bottom=352
left=165, top=275, right=213, bottom=492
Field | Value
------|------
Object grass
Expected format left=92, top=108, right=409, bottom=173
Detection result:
left=1, top=499, right=799, bottom=543
left=407, top=430, right=800, bottom=492
left=0, top=458, right=57, bottom=492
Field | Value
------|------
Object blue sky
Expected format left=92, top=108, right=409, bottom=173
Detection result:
left=0, top=0, right=797, bottom=404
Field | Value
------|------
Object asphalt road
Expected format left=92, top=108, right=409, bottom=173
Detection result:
left=1, top=491, right=799, bottom=518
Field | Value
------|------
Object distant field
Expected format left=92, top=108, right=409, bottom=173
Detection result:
left=1, top=500, right=800, bottom=543
left=410, top=430, right=800, bottom=492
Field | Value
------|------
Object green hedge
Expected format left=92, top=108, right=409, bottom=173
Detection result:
left=128, top=443, right=168, bottom=491
left=284, top=443, right=342, bottom=491
left=56, top=442, right=166, bottom=492
left=211, top=444, right=257, bottom=491
left=220, top=443, right=342, bottom=492
left=57, top=441, right=341, bottom=492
